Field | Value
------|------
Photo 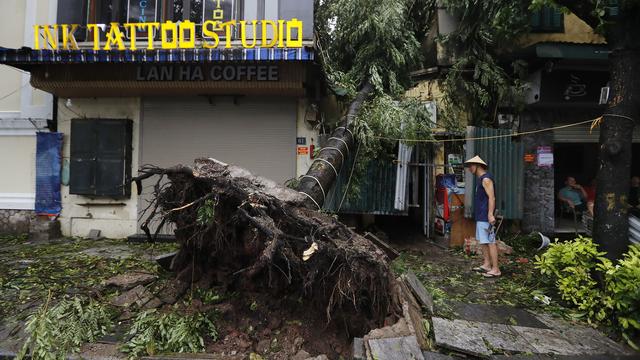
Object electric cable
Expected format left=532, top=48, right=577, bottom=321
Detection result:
left=370, top=119, right=604, bottom=143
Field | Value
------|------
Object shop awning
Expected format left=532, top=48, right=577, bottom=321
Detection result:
left=0, top=47, right=315, bottom=68
left=521, top=42, right=609, bottom=61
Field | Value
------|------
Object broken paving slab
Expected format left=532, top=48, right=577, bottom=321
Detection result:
left=534, top=312, right=634, bottom=355
left=450, top=302, right=549, bottom=329
left=422, top=351, right=455, bottom=360
left=82, top=245, right=136, bottom=259
left=402, top=271, right=434, bottom=315
left=104, top=271, right=158, bottom=290
left=491, top=355, right=640, bottom=360
left=111, top=284, right=159, bottom=308
left=511, top=325, right=585, bottom=356
left=432, top=317, right=491, bottom=357
left=432, top=317, right=536, bottom=357
left=156, top=280, right=189, bottom=305
left=433, top=316, right=634, bottom=358
left=365, top=317, right=413, bottom=340
left=154, top=251, right=177, bottom=271
left=368, top=336, right=424, bottom=360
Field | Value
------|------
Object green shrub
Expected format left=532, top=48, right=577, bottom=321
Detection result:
left=122, top=308, right=218, bottom=358
left=536, top=238, right=640, bottom=348
left=605, top=245, right=640, bottom=337
left=535, top=237, right=612, bottom=322
left=17, top=296, right=114, bottom=360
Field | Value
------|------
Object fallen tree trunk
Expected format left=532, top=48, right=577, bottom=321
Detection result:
left=296, top=80, right=374, bottom=209
left=134, top=157, right=396, bottom=335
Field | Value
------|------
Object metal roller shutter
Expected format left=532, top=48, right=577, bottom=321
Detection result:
left=139, top=96, right=296, bottom=234
left=554, top=123, right=640, bottom=143
left=141, top=96, right=296, bottom=181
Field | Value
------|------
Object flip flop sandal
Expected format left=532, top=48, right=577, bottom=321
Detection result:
left=482, top=273, right=502, bottom=278
left=472, top=267, right=489, bottom=273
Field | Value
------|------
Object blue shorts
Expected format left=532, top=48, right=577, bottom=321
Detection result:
left=476, top=221, right=496, bottom=244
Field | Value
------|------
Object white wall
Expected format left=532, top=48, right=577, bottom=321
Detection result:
left=57, top=98, right=141, bottom=239
left=0, top=0, right=27, bottom=114
left=0, top=0, right=55, bottom=210
left=0, top=132, right=37, bottom=209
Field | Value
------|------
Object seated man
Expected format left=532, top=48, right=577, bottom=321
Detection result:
left=558, top=176, right=588, bottom=215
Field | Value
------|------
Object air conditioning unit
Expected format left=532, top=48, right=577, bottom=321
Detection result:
left=599, top=86, right=610, bottom=105
left=498, top=113, right=514, bottom=126
left=424, top=101, right=437, bottom=127
left=524, top=70, right=541, bottom=104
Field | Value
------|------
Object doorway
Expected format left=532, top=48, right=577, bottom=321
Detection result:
left=554, top=143, right=640, bottom=233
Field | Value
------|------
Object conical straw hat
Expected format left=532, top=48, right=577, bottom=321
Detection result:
left=464, top=155, right=488, bottom=167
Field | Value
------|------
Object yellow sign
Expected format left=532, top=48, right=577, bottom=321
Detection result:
left=33, top=19, right=304, bottom=51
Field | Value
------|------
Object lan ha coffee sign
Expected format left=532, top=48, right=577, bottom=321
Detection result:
left=33, top=1, right=303, bottom=51
left=136, top=64, right=279, bottom=81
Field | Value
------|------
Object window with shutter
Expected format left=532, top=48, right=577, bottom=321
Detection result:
left=69, top=119, right=133, bottom=198
left=530, top=6, right=564, bottom=33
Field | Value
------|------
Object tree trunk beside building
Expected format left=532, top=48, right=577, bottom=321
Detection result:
left=521, top=111, right=555, bottom=235
left=593, top=48, right=640, bottom=261
left=557, top=1, right=640, bottom=260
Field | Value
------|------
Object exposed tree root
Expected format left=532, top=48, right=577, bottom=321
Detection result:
left=134, top=158, right=397, bottom=335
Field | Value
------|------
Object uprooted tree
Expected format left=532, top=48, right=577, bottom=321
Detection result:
left=134, top=159, right=395, bottom=335
left=133, top=0, right=435, bottom=333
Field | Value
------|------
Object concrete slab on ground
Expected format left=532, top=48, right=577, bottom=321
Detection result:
left=491, top=355, right=640, bottom=360
left=534, top=312, right=634, bottom=356
left=104, top=272, right=158, bottom=290
left=432, top=316, right=633, bottom=358
left=368, top=336, right=424, bottom=360
left=81, top=246, right=136, bottom=260
left=432, top=317, right=492, bottom=357
left=422, top=351, right=455, bottom=360
left=450, top=302, right=549, bottom=329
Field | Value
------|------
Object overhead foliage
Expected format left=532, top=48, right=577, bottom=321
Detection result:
left=438, top=0, right=533, bottom=128
left=314, top=0, right=436, bottom=199
left=315, top=0, right=434, bottom=96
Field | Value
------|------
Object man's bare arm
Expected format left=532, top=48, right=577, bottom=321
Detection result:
left=482, top=178, right=496, bottom=223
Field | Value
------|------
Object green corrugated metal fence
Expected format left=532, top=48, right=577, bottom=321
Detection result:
left=323, top=158, right=406, bottom=215
left=469, top=127, right=524, bottom=219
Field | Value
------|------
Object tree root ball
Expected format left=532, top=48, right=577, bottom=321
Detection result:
left=134, top=158, right=397, bottom=335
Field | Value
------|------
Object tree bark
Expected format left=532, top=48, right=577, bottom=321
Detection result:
left=593, top=48, right=640, bottom=261
left=296, top=80, right=374, bottom=208
left=559, top=1, right=640, bottom=260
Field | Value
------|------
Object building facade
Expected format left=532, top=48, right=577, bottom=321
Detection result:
left=0, top=0, right=55, bottom=234
left=406, top=6, right=640, bottom=240
left=1, top=0, right=321, bottom=239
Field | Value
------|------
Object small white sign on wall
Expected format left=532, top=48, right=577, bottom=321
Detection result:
left=537, top=146, right=553, bottom=168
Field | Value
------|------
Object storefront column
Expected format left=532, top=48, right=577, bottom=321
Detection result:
left=522, top=111, right=555, bottom=234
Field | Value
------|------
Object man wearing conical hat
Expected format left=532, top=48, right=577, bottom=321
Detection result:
left=464, top=155, right=500, bottom=278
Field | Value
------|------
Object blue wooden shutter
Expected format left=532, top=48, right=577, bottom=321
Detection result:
left=530, top=6, right=564, bottom=33
left=95, top=119, right=132, bottom=197
left=70, top=119, right=97, bottom=195
left=70, top=118, right=132, bottom=197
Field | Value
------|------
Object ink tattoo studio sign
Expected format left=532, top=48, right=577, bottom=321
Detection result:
left=33, top=19, right=304, bottom=51
left=136, top=64, right=279, bottom=81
